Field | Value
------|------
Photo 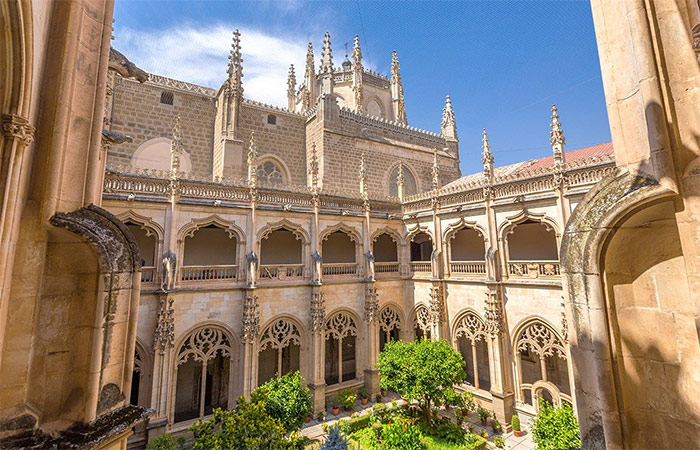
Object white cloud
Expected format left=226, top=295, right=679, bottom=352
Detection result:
left=114, top=25, right=309, bottom=107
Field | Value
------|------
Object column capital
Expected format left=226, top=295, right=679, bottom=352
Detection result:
left=1, top=113, right=35, bottom=146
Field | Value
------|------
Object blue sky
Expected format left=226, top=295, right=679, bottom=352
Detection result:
left=113, top=0, right=610, bottom=176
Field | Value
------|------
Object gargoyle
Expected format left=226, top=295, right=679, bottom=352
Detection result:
left=109, top=48, right=148, bottom=83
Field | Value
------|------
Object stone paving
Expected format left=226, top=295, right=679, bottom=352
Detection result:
left=300, top=394, right=535, bottom=450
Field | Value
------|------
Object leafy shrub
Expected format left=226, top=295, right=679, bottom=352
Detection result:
left=531, top=398, right=581, bottom=450
left=462, top=433, right=488, bottom=450
left=189, top=398, right=303, bottom=450
left=336, top=388, right=357, bottom=410
left=477, top=406, right=491, bottom=422
left=251, top=371, right=312, bottom=432
left=377, top=339, right=465, bottom=425
left=358, top=387, right=369, bottom=400
left=371, top=403, right=390, bottom=423
left=321, top=425, right=349, bottom=450
left=145, top=434, right=183, bottom=450
left=492, top=419, right=502, bottom=433
left=511, top=414, right=521, bottom=431
left=339, top=414, right=372, bottom=435
left=381, top=417, right=423, bottom=450
left=494, top=436, right=506, bottom=448
left=460, top=391, right=476, bottom=416
left=317, top=410, right=325, bottom=421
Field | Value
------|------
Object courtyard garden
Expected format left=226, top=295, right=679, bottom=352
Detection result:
left=146, top=339, right=580, bottom=450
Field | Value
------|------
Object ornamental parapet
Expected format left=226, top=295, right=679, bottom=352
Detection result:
left=103, top=168, right=402, bottom=215
left=402, top=155, right=616, bottom=214
left=337, top=107, right=444, bottom=144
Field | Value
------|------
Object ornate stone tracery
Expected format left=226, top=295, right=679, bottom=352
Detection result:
left=310, top=292, right=325, bottom=333
left=364, top=286, right=379, bottom=322
left=154, top=296, right=175, bottom=353
left=413, top=304, right=431, bottom=336
left=325, top=311, right=358, bottom=340
left=453, top=311, right=487, bottom=342
left=177, top=327, right=232, bottom=366
left=516, top=320, right=566, bottom=359
left=484, top=289, right=504, bottom=336
left=379, top=306, right=401, bottom=334
left=242, top=292, right=260, bottom=342
left=259, top=319, right=301, bottom=352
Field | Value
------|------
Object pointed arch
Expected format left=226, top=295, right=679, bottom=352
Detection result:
left=324, top=309, right=361, bottom=385
left=370, top=226, right=404, bottom=245
left=258, top=315, right=305, bottom=384
left=498, top=210, right=560, bottom=241
left=319, top=222, right=361, bottom=243
left=386, top=161, right=420, bottom=197
left=410, top=303, right=432, bottom=339
left=443, top=218, right=487, bottom=244
left=451, top=308, right=487, bottom=342
left=117, top=210, right=164, bottom=241
left=405, top=223, right=434, bottom=242
left=257, top=154, right=291, bottom=187
left=178, top=215, right=244, bottom=242
left=511, top=316, right=566, bottom=359
left=257, top=218, right=310, bottom=244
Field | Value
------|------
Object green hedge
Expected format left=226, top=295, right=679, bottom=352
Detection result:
left=461, top=434, right=487, bottom=450
left=339, top=414, right=372, bottom=435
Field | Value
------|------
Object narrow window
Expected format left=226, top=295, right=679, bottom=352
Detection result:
left=160, top=91, right=174, bottom=105
left=267, top=114, right=277, bottom=125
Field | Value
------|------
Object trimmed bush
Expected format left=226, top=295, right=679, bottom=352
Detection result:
left=339, top=414, right=372, bottom=435
left=511, top=414, right=521, bottom=431
left=251, top=371, right=312, bottom=432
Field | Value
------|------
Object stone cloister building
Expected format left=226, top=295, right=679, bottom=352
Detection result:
left=101, top=30, right=616, bottom=446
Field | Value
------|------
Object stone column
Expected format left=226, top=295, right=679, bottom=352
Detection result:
left=364, top=285, right=380, bottom=397
left=429, top=283, right=445, bottom=340
left=241, top=290, right=260, bottom=397
left=484, top=283, right=515, bottom=430
left=148, top=295, right=174, bottom=437
left=309, top=288, right=326, bottom=413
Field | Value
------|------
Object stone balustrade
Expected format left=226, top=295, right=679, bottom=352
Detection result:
left=259, top=264, right=305, bottom=281
left=410, top=261, right=432, bottom=274
left=449, top=262, right=487, bottom=276
left=141, top=266, right=156, bottom=283
left=180, top=265, right=238, bottom=282
left=375, top=262, right=400, bottom=274
left=322, top=263, right=358, bottom=276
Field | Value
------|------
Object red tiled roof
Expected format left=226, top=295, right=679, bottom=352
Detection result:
left=515, top=142, right=614, bottom=172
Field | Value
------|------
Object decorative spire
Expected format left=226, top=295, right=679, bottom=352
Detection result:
left=432, top=147, right=440, bottom=191
left=170, top=114, right=184, bottom=173
left=227, top=29, right=243, bottom=95
left=359, top=152, right=367, bottom=199
left=287, top=64, right=296, bottom=110
left=321, top=31, right=333, bottom=74
left=309, top=143, right=319, bottom=193
left=550, top=104, right=565, bottom=165
left=396, top=162, right=405, bottom=200
left=352, top=34, right=362, bottom=65
left=481, top=128, right=494, bottom=179
left=305, top=42, right=315, bottom=79
left=247, top=131, right=258, bottom=187
left=351, top=35, right=363, bottom=112
left=391, top=50, right=407, bottom=124
left=441, top=95, right=457, bottom=140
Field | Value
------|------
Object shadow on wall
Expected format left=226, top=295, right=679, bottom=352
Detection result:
left=598, top=199, right=700, bottom=449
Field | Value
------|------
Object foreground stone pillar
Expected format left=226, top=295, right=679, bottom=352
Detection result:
left=308, top=287, right=326, bottom=413
left=241, top=289, right=260, bottom=397
left=148, top=295, right=174, bottom=436
left=484, top=284, right=515, bottom=429
left=363, top=284, right=380, bottom=397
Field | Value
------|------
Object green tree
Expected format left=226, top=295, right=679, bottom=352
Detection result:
left=531, top=398, right=581, bottom=450
left=145, top=434, right=183, bottom=450
left=377, top=339, right=465, bottom=425
left=189, top=397, right=303, bottom=450
left=251, top=370, right=312, bottom=431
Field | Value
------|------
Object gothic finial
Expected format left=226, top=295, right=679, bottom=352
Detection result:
left=309, top=143, right=319, bottom=192
left=441, top=95, right=457, bottom=140
left=550, top=104, right=565, bottom=164
left=170, top=114, right=184, bottom=173
left=305, top=42, right=315, bottom=78
left=396, top=161, right=405, bottom=200
left=247, top=131, right=257, bottom=186
left=227, top=29, right=243, bottom=95
left=482, top=128, right=494, bottom=179
left=287, top=64, right=296, bottom=110
left=432, top=147, right=440, bottom=190
left=359, top=152, right=367, bottom=199
left=390, top=50, right=407, bottom=124
left=352, top=34, right=362, bottom=64
left=322, top=31, right=333, bottom=73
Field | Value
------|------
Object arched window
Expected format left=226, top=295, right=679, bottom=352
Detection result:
left=322, top=230, right=357, bottom=276
left=130, top=349, right=142, bottom=405
left=257, top=160, right=284, bottom=187
left=258, top=319, right=301, bottom=385
left=325, top=312, right=358, bottom=385
left=410, top=232, right=432, bottom=262
left=366, top=99, right=383, bottom=118
left=507, top=220, right=559, bottom=278
left=373, top=233, right=398, bottom=262
left=379, top=306, right=401, bottom=351
left=132, top=137, right=192, bottom=173
left=259, top=227, right=304, bottom=280
left=174, top=327, right=232, bottom=422
left=448, top=226, right=486, bottom=276
left=182, top=225, right=238, bottom=281
left=515, top=320, right=570, bottom=409
left=125, top=221, right=157, bottom=283
left=413, top=304, right=431, bottom=340
left=453, top=312, right=490, bottom=391
left=388, top=165, right=417, bottom=197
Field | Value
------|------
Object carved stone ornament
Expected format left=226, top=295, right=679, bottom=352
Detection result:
left=484, top=289, right=504, bottom=336
left=310, top=291, right=325, bottom=333
left=379, top=305, right=401, bottom=334
left=177, top=327, right=231, bottom=366
left=1, top=114, right=35, bottom=146
left=364, top=286, right=379, bottom=322
left=242, top=291, right=260, bottom=342
left=259, top=319, right=301, bottom=352
left=429, top=286, right=444, bottom=325
left=454, top=311, right=487, bottom=343
left=325, top=311, right=358, bottom=340
left=414, top=304, right=431, bottom=335
left=154, top=296, right=175, bottom=353
left=516, top=321, right=566, bottom=359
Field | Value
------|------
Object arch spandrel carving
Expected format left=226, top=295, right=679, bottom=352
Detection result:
left=117, top=210, right=165, bottom=240
left=258, top=218, right=310, bottom=244
left=325, top=311, right=358, bottom=340
left=453, top=310, right=487, bottom=343
left=178, top=215, right=244, bottom=241
left=379, top=305, right=401, bottom=333
left=320, top=223, right=362, bottom=243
